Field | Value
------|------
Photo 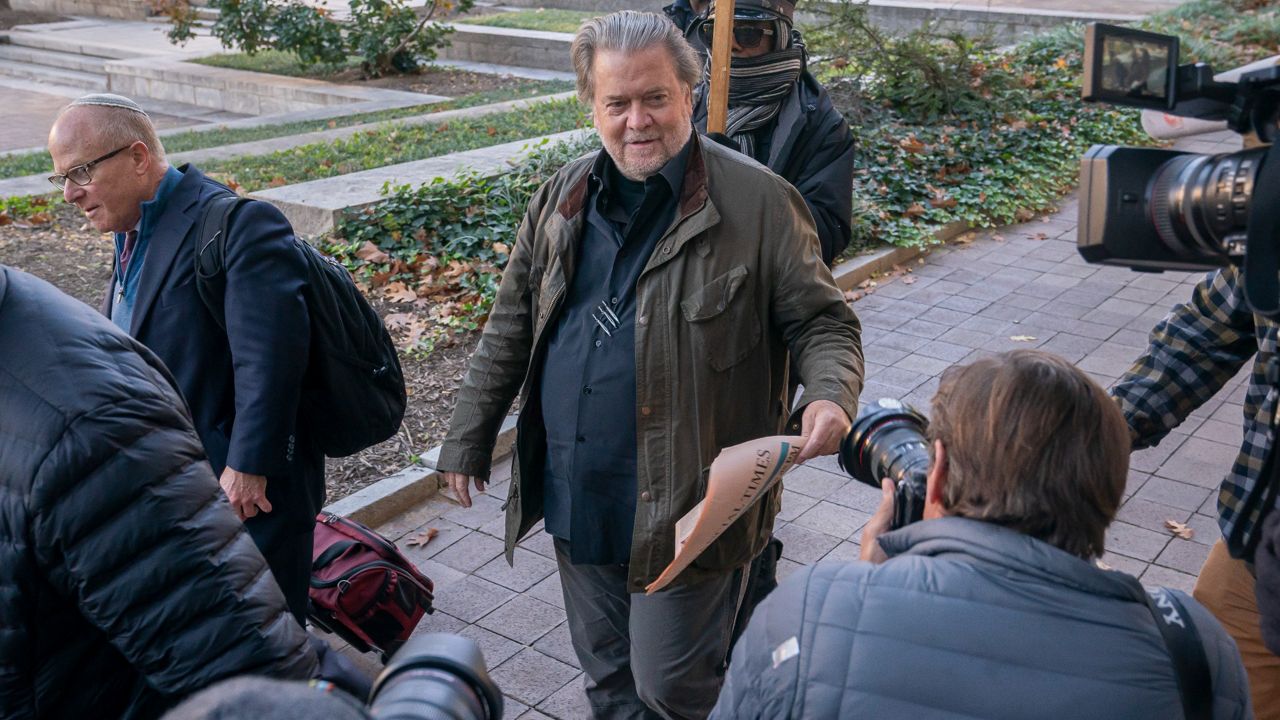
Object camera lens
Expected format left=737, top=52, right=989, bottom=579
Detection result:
left=369, top=633, right=503, bottom=720
left=1148, top=146, right=1267, bottom=263
left=838, top=399, right=930, bottom=528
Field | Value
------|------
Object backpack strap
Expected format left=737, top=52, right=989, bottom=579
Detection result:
left=1144, top=585, right=1213, bottom=720
left=194, top=193, right=250, bottom=332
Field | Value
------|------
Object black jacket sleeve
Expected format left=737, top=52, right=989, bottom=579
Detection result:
left=784, top=83, right=855, bottom=266
left=29, top=335, right=318, bottom=703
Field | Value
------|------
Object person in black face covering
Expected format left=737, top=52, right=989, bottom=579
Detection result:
left=691, top=0, right=855, bottom=266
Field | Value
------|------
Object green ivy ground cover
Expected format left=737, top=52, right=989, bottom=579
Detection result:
left=328, top=0, right=1277, bottom=344
left=201, top=97, right=587, bottom=192
left=0, top=78, right=574, bottom=181
left=328, top=133, right=601, bottom=346
left=461, top=8, right=596, bottom=34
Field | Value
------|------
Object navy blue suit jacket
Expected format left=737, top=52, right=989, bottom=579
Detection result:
left=101, top=165, right=323, bottom=529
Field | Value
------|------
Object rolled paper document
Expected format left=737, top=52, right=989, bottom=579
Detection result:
left=646, top=435, right=805, bottom=594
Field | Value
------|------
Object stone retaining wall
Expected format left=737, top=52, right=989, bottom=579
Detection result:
left=251, top=128, right=592, bottom=235
left=105, top=57, right=430, bottom=116
left=489, top=0, right=1140, bottom=42
left=438, top=24, right=574, bottom=74
left=11, top=0, right=150, bottom=20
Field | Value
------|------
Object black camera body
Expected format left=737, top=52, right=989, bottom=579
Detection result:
left=1077, top=23, right=1280, bottom=315
left=838, top=399, right=930, bottom=530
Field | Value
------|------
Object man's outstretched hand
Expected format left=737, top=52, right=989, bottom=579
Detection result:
left=796, top=399, right=852, bottom=464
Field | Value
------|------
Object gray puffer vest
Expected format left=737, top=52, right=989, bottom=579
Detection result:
left=713, top=517, right=1252, bottom=719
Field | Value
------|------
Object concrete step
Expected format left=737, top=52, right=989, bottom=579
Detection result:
left=0, top=44, right=108, bottom=75
left=0, top=58, right=107, bottom=89
left=3, top=28, right=164, bottom=59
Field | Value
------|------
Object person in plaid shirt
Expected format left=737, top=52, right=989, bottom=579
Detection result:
left=1113, top=264, right=1280, bottom=717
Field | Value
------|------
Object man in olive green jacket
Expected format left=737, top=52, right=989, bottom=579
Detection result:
left=437, top=11, right=862, bottom=719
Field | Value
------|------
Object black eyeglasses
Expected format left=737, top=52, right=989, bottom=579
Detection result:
left=48, top=143, right=134, bottom=191
left=698, top=21, right=776, bottom=50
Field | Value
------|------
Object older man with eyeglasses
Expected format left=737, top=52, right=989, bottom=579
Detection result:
left=46, top=94, right=324, bottom=627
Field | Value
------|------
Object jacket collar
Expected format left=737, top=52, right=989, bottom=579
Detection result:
left=554, top=132, right=718, bottom=272
left=129, top=164, right=205, bottom=336
left=559, top=130, right=710, bottom=222
left=879, top=516, right=1149, bottom=604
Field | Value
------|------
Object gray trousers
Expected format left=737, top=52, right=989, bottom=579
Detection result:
left=554, top=539, right=748, bottom=720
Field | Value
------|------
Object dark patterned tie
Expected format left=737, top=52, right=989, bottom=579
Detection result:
left=119, top=229, right=138, bottom=273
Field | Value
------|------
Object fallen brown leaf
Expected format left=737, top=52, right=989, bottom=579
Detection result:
left=492, top=241, right=510, bottom=256
left=383, top=281, right=417, bottom=303
left=405, top=528, right=439, bottom=547
left=899, top=135, right=927, bottom=154
left=355, top=241, right=392, bottom=264
left=383, top=312, right=414, bottom=329
left=1164, top=519, right=1194, bottom=540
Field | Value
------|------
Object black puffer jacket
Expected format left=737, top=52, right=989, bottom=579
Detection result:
left=695, top=71, right=856, bottom=265
left=0, top=266, right=317, bottom=720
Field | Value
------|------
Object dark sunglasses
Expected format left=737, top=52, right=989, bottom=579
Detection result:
left=48, top=143, right=134, bottom=191
left=698, top=21, right=776, bottom=50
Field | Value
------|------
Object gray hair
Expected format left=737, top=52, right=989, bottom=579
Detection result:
left=57, top=93, right=167, bottom=163
left=571, top=10, right=702, bottom=103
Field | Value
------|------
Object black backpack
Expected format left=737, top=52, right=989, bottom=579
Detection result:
left=194, top=194, right=407, bottom=458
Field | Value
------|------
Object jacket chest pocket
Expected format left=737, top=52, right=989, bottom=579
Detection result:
left=680, top=265, right=761, bottom=372
left=158, top=276, right=197, bottom=310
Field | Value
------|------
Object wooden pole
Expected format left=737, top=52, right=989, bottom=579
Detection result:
left=706, top=0, right=735, bottom=134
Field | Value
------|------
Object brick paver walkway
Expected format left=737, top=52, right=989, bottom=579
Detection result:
left=348, top=130, right=1248, bottom=718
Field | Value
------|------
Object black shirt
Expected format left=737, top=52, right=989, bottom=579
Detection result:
left=539, top=133, right=693, bottom=565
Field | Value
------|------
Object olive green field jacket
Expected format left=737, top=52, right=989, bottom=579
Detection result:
left=437, top=133, right=864, bottom=590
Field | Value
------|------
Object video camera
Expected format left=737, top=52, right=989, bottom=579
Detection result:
left=1077, top=23, right=1280, bottom=316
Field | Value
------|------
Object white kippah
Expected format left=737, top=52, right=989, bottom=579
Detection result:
left=68, top=93, right=149, bottom=117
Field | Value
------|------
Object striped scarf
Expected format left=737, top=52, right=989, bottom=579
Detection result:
left=708, top=29, right=805, bottom=161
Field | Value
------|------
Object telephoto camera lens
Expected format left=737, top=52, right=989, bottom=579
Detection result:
left=368, top=633, right=503, bottom=720
left=1148, top=146, right=1267, bottom=263
left=838, top=398, right=931, bottom=529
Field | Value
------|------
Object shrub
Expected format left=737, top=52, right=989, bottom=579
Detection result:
left=163, top=0, right=474, bottom=76
left=807, top=0, right=1152, bottom=249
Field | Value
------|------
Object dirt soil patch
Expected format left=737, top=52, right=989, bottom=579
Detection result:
left=0, top=203, right=478, bottom=501
left=0, top=8, right=67, bottom=29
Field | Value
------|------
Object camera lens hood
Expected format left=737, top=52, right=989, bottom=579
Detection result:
left=370, top=633, right=503, bottom=720
left=839, top=398, right=928, bottom=483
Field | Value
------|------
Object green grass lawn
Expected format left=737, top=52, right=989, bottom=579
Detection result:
left=461, top=8, right=597, bottom=33
left=0, top=79, right=574, bottom=182
left=203, top=97, right=588, bottom=193
left=191, top=49, right=362, bottom=77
